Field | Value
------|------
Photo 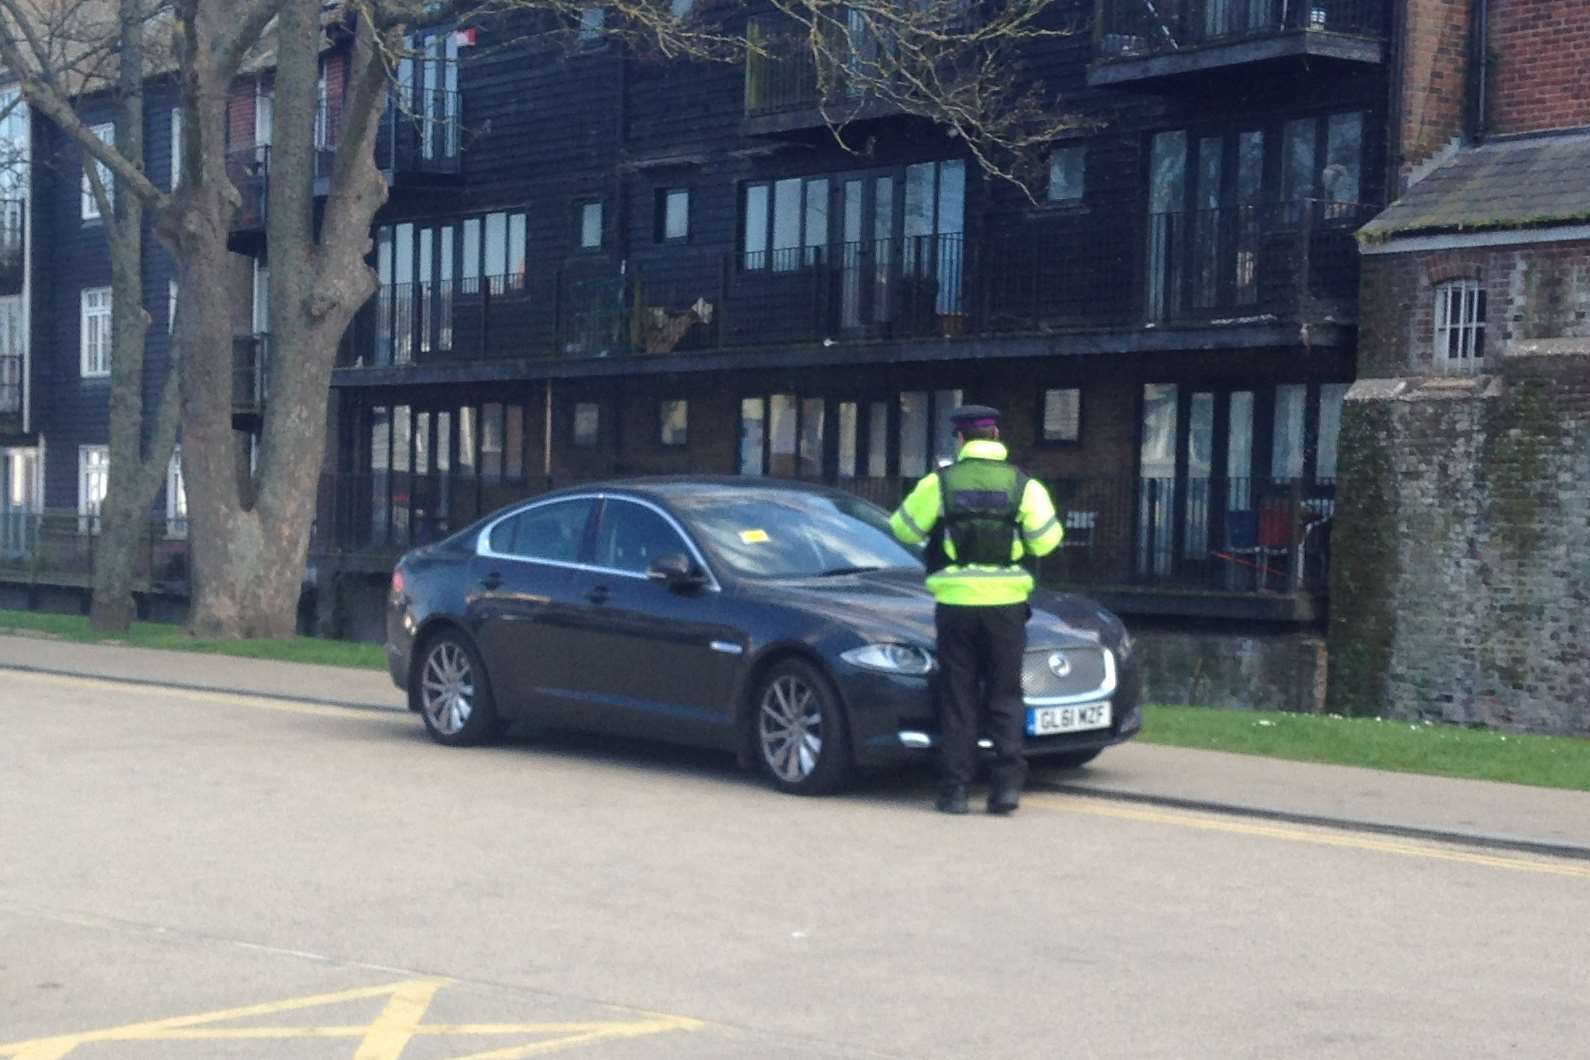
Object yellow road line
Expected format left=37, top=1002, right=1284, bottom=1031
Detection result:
left=1024, top=794, right=1590, bottom=880
left=2, top=667, right=405, bottom=722
left=0, top=979, right=703, bottom=1060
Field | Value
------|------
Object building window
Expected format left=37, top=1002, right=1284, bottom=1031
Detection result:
left=1434, top=279, right=1486, bottom=373
left=79, top=446, right=108, bottom=533
left=1046, top=146, right=1085, bottom=204
left=169, top=107, right=183, bottom=190
left=578, top=201, right=603, bottom=249
left=1041, top=387, right=1081, bottom=442
left=742, top=177, right=829, bottom=271
left=578, top=6, right=606, bottom=40
left=81, top=123, right=114, bottom=220
left=660, top=400, right=688, bottom=447
left=166, top=448, right=187, bottom=538
left=573, top=402, right=600, bottom=448
left=81, top=287, right=112, bottom=378
left=657, top=188, right=690, bottom=242
left=168, top=280, right=179, bottom=334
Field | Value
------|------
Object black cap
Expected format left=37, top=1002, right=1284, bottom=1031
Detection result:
left=949, top=404, right=1001, bottom=428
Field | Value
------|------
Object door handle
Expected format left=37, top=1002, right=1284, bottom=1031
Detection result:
left=480, top=571, right=503, bottom=591
left=585, top=585, right=610, bottom=605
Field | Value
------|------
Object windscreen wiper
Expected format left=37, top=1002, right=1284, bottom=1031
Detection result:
left=815, top=565, right=885, bottom=577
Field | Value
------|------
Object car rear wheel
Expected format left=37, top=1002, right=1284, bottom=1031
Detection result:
left=412, top=630, right=502, bottom=747
left=752, top=659, right=851, bottom=796
left=1045, top=748, right=1103, bottom=770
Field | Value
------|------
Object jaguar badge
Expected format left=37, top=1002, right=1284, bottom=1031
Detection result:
left=1047, top=652, right=1072, bottom=678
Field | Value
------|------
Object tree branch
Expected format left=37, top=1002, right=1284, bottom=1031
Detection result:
left=211, top=0, right=288, bottom=81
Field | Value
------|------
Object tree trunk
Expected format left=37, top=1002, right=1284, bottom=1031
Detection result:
left=183, top=0, right=391, bottom=638
left=88, top=0, right=181, bottom=634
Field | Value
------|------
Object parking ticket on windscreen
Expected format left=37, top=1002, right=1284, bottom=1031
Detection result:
left=739, top=529, right=770, bottom=543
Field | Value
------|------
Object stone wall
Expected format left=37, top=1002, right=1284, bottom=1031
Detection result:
left=1328, top=340, right=1590, bottom=734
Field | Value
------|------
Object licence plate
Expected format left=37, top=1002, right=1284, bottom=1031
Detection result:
left=1026, top=700, right=1112, bottom=736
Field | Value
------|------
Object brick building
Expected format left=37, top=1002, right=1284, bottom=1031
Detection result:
left=1330, top=0, right=1590, bottom=731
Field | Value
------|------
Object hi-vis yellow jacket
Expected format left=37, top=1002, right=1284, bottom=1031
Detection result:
left=888, top=440, right=1064, bottom=606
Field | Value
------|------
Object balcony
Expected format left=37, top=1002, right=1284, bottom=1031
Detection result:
left=314, top=87, right=463, bottom=188
left=340, top=264, right=722, bottom=369
left=1091, top=0, right=1385, bottom=87
left=0, top=200, right=23, bottom=294
left=743, top=14, right=901, bottom=136
left=226, top=144, right=270, bottom=245
left=232, top=333, right=270, bottom=425
left=0, top=510, right=189, bottom=591
left=0, top=351, right=20, bottom=434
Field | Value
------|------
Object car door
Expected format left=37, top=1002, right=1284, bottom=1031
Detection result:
left=561, top=497, right=744, bottom=746
left=469, top=496, right=597, bottom=717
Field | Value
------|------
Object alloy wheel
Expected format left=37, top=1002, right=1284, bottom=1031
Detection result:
left=421, top=641, right=475, bottom=736
left=758, top=674, right=823, bottom=782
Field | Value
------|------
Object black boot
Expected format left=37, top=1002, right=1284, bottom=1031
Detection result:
left=935, top=785, right=970, bottom=815
left=986, top=784, right=1020, bottom=815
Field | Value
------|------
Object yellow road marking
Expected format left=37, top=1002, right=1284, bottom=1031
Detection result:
left=1024, top=794, right=1590, bottom=880
left=2, top=668, right=406, bottom=722
left=0, top=980, right=703, bottom=1059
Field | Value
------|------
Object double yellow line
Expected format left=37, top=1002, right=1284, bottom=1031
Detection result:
left=1024, top=793, right=1590, bottom=880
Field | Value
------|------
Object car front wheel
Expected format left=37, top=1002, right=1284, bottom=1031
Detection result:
left=752, top=659, right=851, bottom=795
left=411, top=630, right=502, bottom=747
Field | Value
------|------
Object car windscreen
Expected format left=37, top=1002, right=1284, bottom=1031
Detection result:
left=673, top=492, right=923, bottom=579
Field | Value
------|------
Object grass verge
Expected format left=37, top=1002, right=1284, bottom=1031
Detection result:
left=1140, top=705, right=1590, bottom=792
left=0, top=609, right=386, bottom=670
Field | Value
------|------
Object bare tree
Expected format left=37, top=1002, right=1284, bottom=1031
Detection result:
left=3, top=0, right=1083, bottom=640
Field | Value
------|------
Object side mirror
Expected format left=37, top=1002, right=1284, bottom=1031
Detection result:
left=646, top=553, right=707, bottom=591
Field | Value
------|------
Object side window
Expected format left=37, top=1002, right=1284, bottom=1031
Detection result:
left=593, top=500, right=689, bottom=574
left=488, top=499, right=594, bottom=563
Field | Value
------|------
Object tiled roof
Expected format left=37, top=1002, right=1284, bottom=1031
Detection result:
left=1361, top=131, right=1590, bottom=242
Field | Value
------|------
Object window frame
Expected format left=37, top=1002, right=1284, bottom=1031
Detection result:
left=169, top=107, right=183, bottom=190
left=740, top=175, right=834, bottom=272
left=590, top=496, right=693, bottom=575
left=166, top=447, right=187, bottom=538
left=576, top=199, right=604, bottom=251
left=78, top=445, right=108, bottom=534
left=571, top=401, right=601, bottom=448
left=656, top=187, right=690, bottom=243
left=1045, top=144, right=1087, bottom=206
left=81, top=122, right=114, bottom=221
left=1433, top=278, right=1487, bottom=374
left=80, top=287, right=112, bottom=378
left=659, top=399, right=689, bottom=448
left=1037, top=386, right=1083, bottom=446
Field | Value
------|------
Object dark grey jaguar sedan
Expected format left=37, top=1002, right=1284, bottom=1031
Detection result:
left=386, top=478, right=1141, bottom=794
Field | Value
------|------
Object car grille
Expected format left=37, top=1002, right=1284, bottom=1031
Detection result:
left=1021, top=646, right=1113, bottom=702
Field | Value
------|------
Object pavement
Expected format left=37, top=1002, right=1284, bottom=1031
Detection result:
left=6, top=663, right=1590, bottom=1058
left=1, top=632, right=1585, bottom=860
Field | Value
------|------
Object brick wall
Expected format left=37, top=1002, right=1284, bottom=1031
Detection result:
left=1328, top=345, right=1590, bottom=733
left=1357, top=239, right=1590, bottom=377
left=1397, top=0, right=1471, bottom=187
left=1488, top=0, right=1590, bottom=135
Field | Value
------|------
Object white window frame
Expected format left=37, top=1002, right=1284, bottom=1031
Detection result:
left=81, top=123, right=114, bottom=220
left=1434, top=279, right=1486, bottom=374
left=1041, top=387, right=1082, bottom=443
left=78, top=445, right=108, bottom=534
left=1046, top=145, right=1086, bottom=204
left=166, top=447, right=187, bottom=538
left=80, top=287, right=112, bottom=378
left=168, top=280, right=179, bottom=334
left=169, top=107, right=182, bottom=189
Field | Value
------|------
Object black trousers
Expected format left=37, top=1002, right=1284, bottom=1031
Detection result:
left=934, top=602, right=1028, bottom=791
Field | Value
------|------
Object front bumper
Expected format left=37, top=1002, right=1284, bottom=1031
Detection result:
left=844, top=654, right=1143, bottom=767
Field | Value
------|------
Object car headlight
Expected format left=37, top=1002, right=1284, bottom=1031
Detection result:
left=841, top=643, right=937, bottom=675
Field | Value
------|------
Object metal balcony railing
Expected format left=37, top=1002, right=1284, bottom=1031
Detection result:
left=233, top=333, right=270, bottom=414
left=226, top=144, right=270, bottom=231
left=0, top=352, right=21, bottom=415
left=315, top=87, right=463, bottom=181
left=0, top=509, right=191, bottom=586
left=1096, top=0, right=1385, bottom=61
left=0, top=199, right=23, bottom=292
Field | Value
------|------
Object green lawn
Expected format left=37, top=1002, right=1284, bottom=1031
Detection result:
left=0, top=610, right=387, bottom=670
left=1140, top=705, right=1590, bottom=792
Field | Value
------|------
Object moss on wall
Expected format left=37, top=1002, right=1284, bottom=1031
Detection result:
left=1326, top=398, right=1400, bottom=716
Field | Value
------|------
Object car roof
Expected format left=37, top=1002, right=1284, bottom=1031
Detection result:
left=545, top=476, right=866, bottom=505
